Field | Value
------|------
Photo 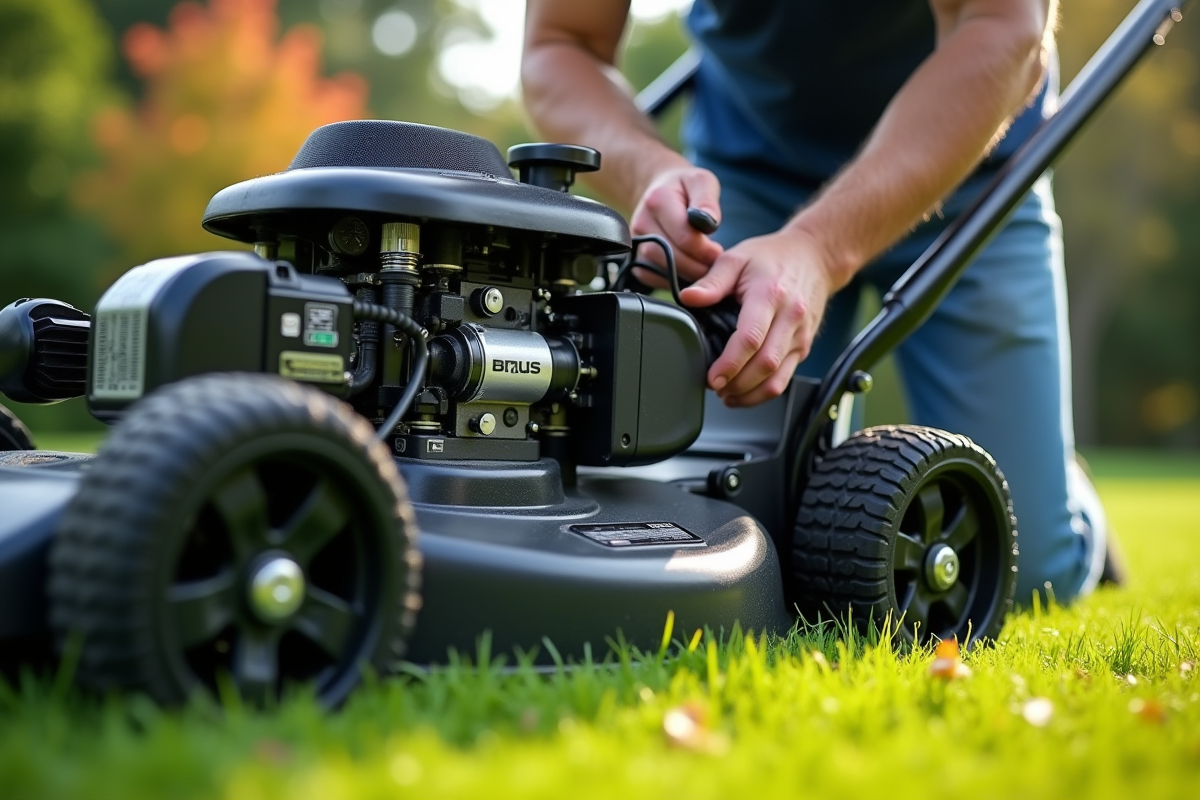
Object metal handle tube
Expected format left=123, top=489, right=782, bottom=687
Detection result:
left=636, top=48, right=700, bottom=118
left=789, top=0, right=1190, bottom=495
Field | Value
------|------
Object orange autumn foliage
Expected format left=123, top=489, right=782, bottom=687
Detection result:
left=75, top=0, right=367, bottom=280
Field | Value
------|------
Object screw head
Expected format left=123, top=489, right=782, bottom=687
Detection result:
left=248, top=556, right=306, bottom=623
left=474, top=413, right=497, bottom=436
left=924, top=543, right=961, bottom=592
left=483, top=287, right=504, bottom=315
left=329, top=216, right=370, bottom=256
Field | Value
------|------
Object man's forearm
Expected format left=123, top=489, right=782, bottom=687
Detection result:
left=521, top=40, right=684, bottom=210
left=788, top=11, right=1050, bottom=286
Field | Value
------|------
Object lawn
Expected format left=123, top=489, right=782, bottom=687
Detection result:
left=1, top=448, right=1198, bottom=800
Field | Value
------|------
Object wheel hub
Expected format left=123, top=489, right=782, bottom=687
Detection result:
left=924, top=543, right=960, bottom=591
left=248, top=555, right=306, bottom=623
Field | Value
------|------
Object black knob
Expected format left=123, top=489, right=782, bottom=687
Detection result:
left=507, top=143, right=600, bottom=192
left=687, top=207, right=720, bottom=234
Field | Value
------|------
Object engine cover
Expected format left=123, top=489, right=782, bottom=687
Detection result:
left=201, top=121, right=630, bottom=257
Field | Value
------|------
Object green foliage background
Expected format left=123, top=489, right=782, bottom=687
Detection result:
left=0, top=0, right=1197, bottom=448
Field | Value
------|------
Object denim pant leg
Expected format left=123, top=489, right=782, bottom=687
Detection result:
left=882, top=177, right=1093, bottom=604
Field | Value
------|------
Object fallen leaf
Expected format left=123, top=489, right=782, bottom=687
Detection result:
left=252, top=739, right=291, bottom=764
left=1022, top=697, right=1054, bottom=727
left=929, top=638, right=972, bottom=680
left=1129, top=698, right=1167, bottom=724
left=663, top=702, right=728, bottom=754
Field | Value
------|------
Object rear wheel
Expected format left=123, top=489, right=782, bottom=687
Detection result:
left=792, top=425, right=1017, bottom=644
left=48, top=374, right=421, bottom=706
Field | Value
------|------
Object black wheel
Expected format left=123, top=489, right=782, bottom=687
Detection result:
left=48, top=374, right=421, bottom=706
left=0, top=403, right=35, bottom=450
left=793, top=425, right=1017, bottom=644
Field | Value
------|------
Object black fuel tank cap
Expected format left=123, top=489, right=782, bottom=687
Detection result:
left=507, top=143, right=601, bottom=192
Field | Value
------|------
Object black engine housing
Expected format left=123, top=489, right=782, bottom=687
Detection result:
left=73, top=120, right=708, bottom=471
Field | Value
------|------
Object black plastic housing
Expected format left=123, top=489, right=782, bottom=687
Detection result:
left=87, top=252, right=354, bottom=419
left=0, top=299, right=90, bottom=404
left=555, top=292, right=706, bottom=467
left=202, top=121, right=630, bottom=257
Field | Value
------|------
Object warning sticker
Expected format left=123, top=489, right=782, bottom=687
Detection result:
left=279, top=351, right=345, bottom=384
left=304, top=303, right=339, bottom=348
left=92, top=257, right=193, bottom=401
left=91, top=310, right=146, bottom=400
left=568, top=521, right=705, bottom=548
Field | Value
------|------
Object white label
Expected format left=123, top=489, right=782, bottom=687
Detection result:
left=92, top=258, right=193, bottom=401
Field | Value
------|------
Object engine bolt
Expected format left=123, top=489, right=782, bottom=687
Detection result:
left=330, top=216, right=370, bottom=255
left=483, top=287, right=504, bottom=315
left=472, top=413, right=497, bottom=436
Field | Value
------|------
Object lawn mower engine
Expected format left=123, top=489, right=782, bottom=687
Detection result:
left=0, top=121, right=791, bottom=702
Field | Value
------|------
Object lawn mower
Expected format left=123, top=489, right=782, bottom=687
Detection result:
left=0, top=0, right=1186, bottom=706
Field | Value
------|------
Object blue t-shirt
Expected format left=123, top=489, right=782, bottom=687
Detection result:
left=685, top=0, right=1055, bottom=185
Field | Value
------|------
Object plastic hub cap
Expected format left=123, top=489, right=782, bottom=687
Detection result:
left=924, top=544, right=960, bottom=592
left=248, top=556, right=306, bottom=623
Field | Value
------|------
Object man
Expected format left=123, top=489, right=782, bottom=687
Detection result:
left=521, top=0, right=1112, bottom=604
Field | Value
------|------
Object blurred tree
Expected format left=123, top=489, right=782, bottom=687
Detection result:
left=74, top=0, right=369, bottom=276
left=0, top=0, right=118, bottom=433
left=1056, top=0, right=1200, bottom=447
left=0, top=0, right=117, bottom=307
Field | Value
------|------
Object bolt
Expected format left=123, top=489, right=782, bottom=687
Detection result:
left=722, top=467, right=743, bottom=496
left=330, top=216, right=370, bottom=255
left=924, top=544, right=961, bottom=592
left=484, top=287, right=504, bottom=315
left=503, top=407, right=519, bottom=427
left=472, top=413, right=497, bottom=436
left=849, top=370, right=874, bottom=394
left=527, top=422, right=540, bottom=435
left=248, top=556, right=306, bottom=624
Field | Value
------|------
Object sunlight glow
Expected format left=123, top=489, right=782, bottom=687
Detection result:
left=438, top=0, right=691, bottom=111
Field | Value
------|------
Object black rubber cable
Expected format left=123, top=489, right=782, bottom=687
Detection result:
left=351, top=300, right=429, bottom=442
left=626, top=234, right=686, bottom=307
left=612, top=259, right=670, bottom=293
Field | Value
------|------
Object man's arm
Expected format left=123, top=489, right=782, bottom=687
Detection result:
left=686, top=0, right=1054, bottom=406
left=522, top=0, right=723, bottom=276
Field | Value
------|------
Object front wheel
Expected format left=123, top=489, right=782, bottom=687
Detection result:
left=792, top=425, right=1017, bottom=644
left=48, top=374, right=421, bottom=706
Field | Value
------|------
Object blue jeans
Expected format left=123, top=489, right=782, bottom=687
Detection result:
left=695, top=154, right=1103, bottom=604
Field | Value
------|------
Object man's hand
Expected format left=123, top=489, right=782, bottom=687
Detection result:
left=629, top=164, right=724, bottom=281
left=681, top=229, right=842, bottom=407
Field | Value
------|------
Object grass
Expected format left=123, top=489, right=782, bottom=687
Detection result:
left=2, top=451, right=1198, bottom=799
